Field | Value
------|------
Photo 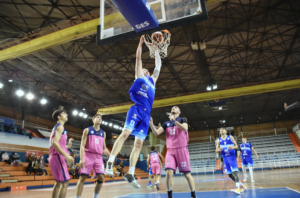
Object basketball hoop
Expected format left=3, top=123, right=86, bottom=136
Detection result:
left=143, top=30, right=171, bottom=59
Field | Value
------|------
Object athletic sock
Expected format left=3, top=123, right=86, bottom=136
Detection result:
left=128, top=166, right=135, bottom=175
left=76, top=196, right=81, bottom=198
left=236, top=182, right=240, bottom=188
left=191, top=191, right=196, bottom=198
left=167, top=190, right=172, bottom=198
left=148, top=181, right=151, bottom=185
left=249, top=166, right=254, bottom=180
left=93, top=193, right=99, bottom=198
left=108, top=155, right=115, bottom=164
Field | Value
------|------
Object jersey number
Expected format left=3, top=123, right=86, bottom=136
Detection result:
left=130, top=120, right=135, bottom=126
left=151, top=155, right=158, bottom=161
left=181, top=161, right=187, bottom=167
left=95, top=138, right=99, bottom=144
left=169, top=129, right=175, bottom=135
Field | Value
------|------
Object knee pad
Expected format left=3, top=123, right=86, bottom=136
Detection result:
left=96, top=179, right=103, bottom=184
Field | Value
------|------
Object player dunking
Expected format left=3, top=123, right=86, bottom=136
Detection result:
left=105, top=36, right=162, bottom=188
left=147, top=146, right=164, bottom=190
left=149, top=106, right=197, bottom=198
left=216, top=127, right=246, bottom=195
left=75, top=114, right=111, bottom=198
left=238, top=137, right=259, bottom=183
left=49, top=107, right=74, bottom=198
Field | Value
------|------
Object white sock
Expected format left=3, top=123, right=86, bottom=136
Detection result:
left=93, top=194, right=99, bottom=198
left=242, top=166, right=247, bottom=177
left=249, top=166, right=254, bottom=179
left=239, top=181, right=244, bottom=186
left=236, top=182, right=239, bottom=188
left=156, top=180, right=159, bottom=184
left=128, top=166, right=135, bottom=175
left=76, top=196, right=81, bottom=198
left=108, top=155, right=115, bottom=163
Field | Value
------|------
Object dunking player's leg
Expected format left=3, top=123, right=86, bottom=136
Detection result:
left=123, top=137, right=143, bottom=188
left=93, top=174, right=104, bottom=198
left=183, top=173, right=196, bottom=198
left=51, top=182, right=61, bottom=198
left=75, top=175, right=87, bottom=198
left=166, top=169, right=174, bottom=198
left=105, top=129, right=131, bottom=175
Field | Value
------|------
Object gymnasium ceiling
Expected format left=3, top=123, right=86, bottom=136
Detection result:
left=0, top=0, right=300, bottom=134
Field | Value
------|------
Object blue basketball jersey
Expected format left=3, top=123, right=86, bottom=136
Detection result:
left=219, top=135, right=236, bottom=157
left=129, top=75, right=155, bottom=110
left=240, top=142, right=253, bottom=157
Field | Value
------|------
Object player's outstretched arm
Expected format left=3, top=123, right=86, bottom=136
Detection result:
left=135, top=37, right=144, bottom=79
left=79, top=128, right=88, bottom=168
left=103, top=132, right=111, bottom=157
left=152, top=51, right=162, bottom=85
left=52, top=125, right=74, bottom=164
left=149, top=117, right=165, bottom=136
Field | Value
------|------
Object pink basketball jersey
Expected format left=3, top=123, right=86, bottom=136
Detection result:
left=84, top=126, right=104, bottom=155
left=149, top=151, right=160, bottom=165
left=163, top=117, right=189, bottom=149
left=49, top=123, right=69, bottom=156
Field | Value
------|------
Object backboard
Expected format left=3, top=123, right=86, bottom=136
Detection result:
left=96, top=0, right=208, bottom=46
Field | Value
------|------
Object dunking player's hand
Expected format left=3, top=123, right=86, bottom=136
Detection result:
left=65, top=155, right=74, bottom=164
left=79, top=159, right=85, bottom=169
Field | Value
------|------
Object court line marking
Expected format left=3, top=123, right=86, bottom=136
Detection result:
left=286, top=187, right=300, bottom=194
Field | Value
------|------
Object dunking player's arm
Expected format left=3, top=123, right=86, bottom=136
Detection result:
left=135, top=37, right=144, bottom=79
left=79, top=128, right=88, bottom=168
left=103, top=132, right=110, bottom=157
left=66, top=138, right=74, bottom=149
left=147, top=154, right=150, bottom=170
left=52, top=125, right=73, bottom=163
left=149, top=117, right=165, bottom=136
left=151, top=51, right=162, bottom=85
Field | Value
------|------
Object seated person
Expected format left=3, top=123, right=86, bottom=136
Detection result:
left=113, top=166, right=120, bottom=177
left=117, top=161, right=125, bottom=176
left=11, top=152, right=23, bottom=166
left=39, top=161, right=48, bottom=176
left=69, top=165, right=76, bottom=179
left=33, top=160, right=41, bottom=175
left=2, top=151, right=13, bottom=166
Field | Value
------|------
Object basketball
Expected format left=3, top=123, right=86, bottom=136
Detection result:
left=151, top=31, right=164, bottom=43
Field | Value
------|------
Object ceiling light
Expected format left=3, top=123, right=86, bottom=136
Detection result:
left=83, top=114, right=88, bottom=118
left=8, top=79, right=13, bottom=82
left=0, top=83, right=3, bottom=89
left=213, top=83, right=217, bottom=89
left=73, top=110, right=78, bottom=116
left=83, top=108, right=85, bottom=111
left=119, top=126, right=122, bottom=130
left=40, top=98, right=47, bottom=105
left=109, top=123, right=112, bottom=127
left=79, top=112, right=83, bottom=117
left=113, top=125, right=118, bottom=129
left=206, top=85, right=212, bottom=91
left=26, top=93, right=34, bottom=100
left=16, top=89, right=25, bottom=97
left=223, top=120, right=226, bottom=123
left=219, top=107, right=222, bottom=110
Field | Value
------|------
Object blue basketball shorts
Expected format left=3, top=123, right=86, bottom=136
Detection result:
left=223, top=155, right=239, bottom=174
left=124, top=105, right=151, bottom=140
left=149, top=167, right=153, bottom=176
left=242, top=156, right=253, bottom=167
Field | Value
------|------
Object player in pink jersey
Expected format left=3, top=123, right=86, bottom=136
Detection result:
left=49, top=107, right=74, bottom=198
left=75, top=114, right=111, bottom=198
left=149, top=106, right=197, bottom=198
left=147, top=146, right=164, bottom=190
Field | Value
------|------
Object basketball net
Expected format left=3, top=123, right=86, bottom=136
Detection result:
left=143, top=30, right=171, bottom=59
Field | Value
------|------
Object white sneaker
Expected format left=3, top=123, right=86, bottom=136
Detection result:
left=123, top=174, right=140, bottom=189
left=104, top=162, right=114, bottom=177
left=251, top=179, right=255, bottom=183
left=243, top=175, right=248, bottom=182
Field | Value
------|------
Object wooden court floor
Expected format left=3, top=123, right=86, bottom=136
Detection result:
left=1, top=168, right=300, bottom=198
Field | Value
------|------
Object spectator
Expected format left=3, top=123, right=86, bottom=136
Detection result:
left=33, top=159, right=41, bottom=175
left=26, top=160, right=33, bottom=176
left=28, top=154, right=34, bottom=163
left=11, top=152, right=23, bottom=166
left=117, top=161, right=125, bottom=176
left=113, top=165, right=120, bottom=177
left=2, top=151, right=13, bottom=166
left=39, top=161, right=48, bottom=176
left=39, top=156, right=44, bottom=164
left=69, top=165, right=76, bottom=179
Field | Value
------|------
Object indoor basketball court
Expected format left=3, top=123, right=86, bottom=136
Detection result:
left=0, top=0, right=300, bottom=198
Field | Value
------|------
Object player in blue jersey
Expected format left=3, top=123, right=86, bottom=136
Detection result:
left=216, top=127, right=246, bottom=195
left=147, top=166, right=154, bottom=188
left=238, top=137, right=259, bottom=183
left=105, top=37, right=162, bottom=188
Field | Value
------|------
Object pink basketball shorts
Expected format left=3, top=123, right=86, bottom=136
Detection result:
left=79, top=152, right=104, bottom=178
left=151, top=162, right=161, bottom=175
left=49, top=154, right=70, bottom=182
left=165, top=147, right=191, bottom=173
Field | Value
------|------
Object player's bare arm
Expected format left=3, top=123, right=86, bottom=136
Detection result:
left=135, top=37, right=144, bottom=79
left=252, top=147, right=259, bottom=159
left=52, top=125, right=74, bottom=164
left=66, top=138, right=74, bottom=149
left=215, top=139, right=222, bottom=153
left=79, top=128, right=88, bottom=169
left=149, top=117, right=165, bottom=136
left=229, top=135, right=238, bottom=150
left=147, top=154, right=150, bottom=170
left=158, top=153, right=164, bottom=164
left=151, top=51, right=162, bottom=85
left=103, top=132, right=111, bottom=157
